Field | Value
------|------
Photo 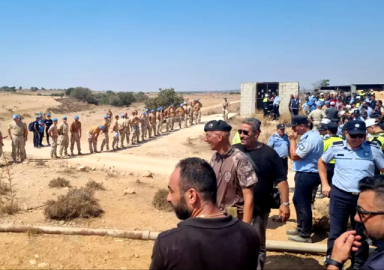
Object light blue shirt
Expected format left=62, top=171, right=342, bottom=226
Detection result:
left=273, top=96, right=280, bottom=106
left=322, top=140, right=384, bottom=193
left=267, top=132, right=290, bottom=158
left=293, top=130, right=324, bottom=173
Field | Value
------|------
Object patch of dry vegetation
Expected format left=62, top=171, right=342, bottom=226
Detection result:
left=85, top=180, right=105, bottom=191
left=152, top=189, right=173, bottom=212
left=44, top=188, right=104, bottom=220
left=48, top=177, right=72, bottom=188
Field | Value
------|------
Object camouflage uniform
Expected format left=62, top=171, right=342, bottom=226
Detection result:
left=100, top=119, right=110, bottom=152
left=8, top=120, right=27, bottom=162
left=58, top=122, right=69, bottom=157
left=308, top=109, right=327, bottom=131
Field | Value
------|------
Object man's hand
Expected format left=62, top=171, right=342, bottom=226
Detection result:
left=279, top=204, right=290, bottom=222
left=287, top=129, right=298, bottom=140
left=322, top=184, right=332, bottom=197
left=330, top=231, right=362, bottom=264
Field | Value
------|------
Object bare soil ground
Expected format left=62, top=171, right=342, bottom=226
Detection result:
left=0, top=92, right=329, bottom=269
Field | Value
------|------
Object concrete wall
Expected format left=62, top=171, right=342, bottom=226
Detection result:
left=279, top=82, right=300, bottom=115
left=240, top=83, right=256, bottom=116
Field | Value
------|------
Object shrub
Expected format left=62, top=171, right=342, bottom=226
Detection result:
left=49, top=177, right=72, bottom=188
left=1, top=203, right=20, bottom=215
left=85, top=180, right=105, bottom=191
left=144, top=88, right=184, bottom=110
left=109, top=95, right=123, bottom=107
left=152, top=189, right=173, bottom=211
left=70, top=87, right=93, bottom=102
left=117, top=92, right=135, bottom=106
left=134, top=92, right=148, bottom=102
left=44, top=188, right=104, bottom=220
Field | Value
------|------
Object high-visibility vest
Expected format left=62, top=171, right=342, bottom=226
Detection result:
left=369, top=132, right=384, bottom=152
left=323, top=136, right=343, bottom=164
left=263, top=98, right=268, bottom=102
left=232, top=132, right=241, bottom=145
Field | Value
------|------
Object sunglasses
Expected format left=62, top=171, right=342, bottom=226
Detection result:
left=356, top=205, right=384, bottom=220
left=238, top=129, right=249, bottom=136
left=349, top=134, right=365, bottom=139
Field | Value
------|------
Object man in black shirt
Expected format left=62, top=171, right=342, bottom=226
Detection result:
left=150, top=157, right=260, bottom=270
left=44, top=113, right=53, bottom=146
left=326, top=102, right=339, bottom=120
left=233, top=118, right=290, bottom=270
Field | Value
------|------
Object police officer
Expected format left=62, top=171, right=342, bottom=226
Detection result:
left=318, top=120, right=384, bottom=269
left=267, top=124, right=290, bottom=175
left=44, top=113, right=53, bottom=146
left=366, top=118, right=384, bottom=152
left=263, top=94, right=269, bottom=117
left=286, top=115, right=324, bottom=243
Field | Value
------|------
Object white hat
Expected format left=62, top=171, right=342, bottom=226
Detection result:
left=320, top=93, right=324, bottom=95
left=339, top=110, right=346, bottom=116
left=265, top=94, right=269, bottom=97
left=330, top=101, right=335, bottom=105
left=346, top=105, right=351, bottom=109
left=365, top=118, right=377, bottom=128
left=321, top=118, right=331, bottom=124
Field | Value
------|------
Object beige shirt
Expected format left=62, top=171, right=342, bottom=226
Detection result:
left=222, top=101, right=230, bottom=110
left=8, top=120, right=26, bottom=136
left=58, top=122, right=69, bottom=135
left=117, top=118, right=125, bottom=131
left=48, top=125, right=59, bottom=138
left=124, top=118, right=131, bottom=132
left=176, top=107, right=185, bottom=116
left=308, top=109, right=326, bottom=122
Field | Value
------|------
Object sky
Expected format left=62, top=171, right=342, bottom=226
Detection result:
left=0, top=0, right=383, bottom=92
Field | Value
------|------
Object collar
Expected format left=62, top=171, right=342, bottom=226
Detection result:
left=300, top=130, right=313, bottom=140
left=343, top=140, right=367, bottom=151
left=216, top=146, right=235, bottom=159
left=178, top=215, right=238, bottom=229
left=274, top=132, right=288, bottom=139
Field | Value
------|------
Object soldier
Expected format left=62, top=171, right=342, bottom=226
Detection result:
left=193, top=99, right=201, bottom=124
left=149, top=109, right=156, bottom=136
left=222, top=97, right=230, bottom=121
left=366, top=118, right=384, bottom=152
left=145, top=109, right=152, bottom=138
left=70, top=115, right=82, bottom=156
left=111, top=115, right=119, bottom=150
left=131, top=111, right=140, bottom=144
left=189, top=102, right=194, bottom=125
left=175, top=104, right=185, bottom=129
left=164, top=106, right=170, bottom=132
left=156, top=108, right=163, bottom=135
left=140, top=111, right=147, bottom=141
left=58, top=116, right=69, bottom=158
left=100, top=115, right=110, bottom=152
left=182, top=102, right=189, bottom=128
left=168, top=105, right=175, bottom=131
left=308, top=101, right=327, bottom=130
left=124, top=113, right=131, bottom=145
left=0, top=122, right=6, bottom=158
left=48, top=118, right=59, bottom=159
left=107, top=109, right=113, bottom=125
left=87, top=125, right=104, bottom=154
left=196, top=98, right=203, bottom=123
left=118, top=114, right=126, bottom=148
left=8, top=114, right=28, bottom=163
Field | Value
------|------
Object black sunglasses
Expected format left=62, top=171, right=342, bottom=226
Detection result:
left=238, top=129, right=249, bottom=136
left=349, top=134, right=365, bottom=139
left=356, top=205, right=384, bottom=220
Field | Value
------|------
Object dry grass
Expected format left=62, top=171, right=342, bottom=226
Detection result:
left=152, top=189, right=173, bottom=212
left=0, top=181, right=11, bottom=195
left=85, top=180, right=106, bottom=191
left=34, top=159, right=46, bottom=166
left=48, top=177, right=72, bottom=188
left=312, top=201, right=330, bottom=237
left=0, top=203, right=20, bottom=215
left=44, top=188, right=104, bottom=220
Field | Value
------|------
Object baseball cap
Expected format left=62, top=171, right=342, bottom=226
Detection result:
left=74, top=115, right=79, bottom=120
left=330, top=101, right=335, bottom=105
left=142, top=112, right=146, bottom=115
left=53, top=118, right=58, bottom=122
left=327, top=122, right=338, bottom=134
left=345, top=120, right=366, bottom=134
left=47, top=113, right=51, bottom=117
left=63, top=116, right=67, bottom=120
left=319, top=123, right=328, bottom=131
left=104, top=115, right=108, bottom=118
left=365, top=118, right=378, bottom=128
left=204, top=120, right=232, bottom=132
left=321, top=118, right=331, bottom=124
left=99, top=125, right=104, bottom=130
left=12, top=114, right=18, bottom=119
left=290, top=115, right=309, bottom=126
left=121, top=114, right=125, bottom=117
left=276, top=124, right=285, bottom=130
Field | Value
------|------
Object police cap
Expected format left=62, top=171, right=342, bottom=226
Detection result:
left=276, top=124, right=285, bottom=130
left=290, top=115, right=309, bottom=126
left=204, top=120, right=232, bottom=132
left=345, top=120, right=366, bottom=134
left=327, top=122, right=338, bottom=134
left=319, top=123, right=328, bottom=131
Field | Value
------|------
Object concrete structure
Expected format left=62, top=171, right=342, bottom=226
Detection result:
left=320, top=83, right=384, bottom=93
left=240, top=82, right=299, bottom=117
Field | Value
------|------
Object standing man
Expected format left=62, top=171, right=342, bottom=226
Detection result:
left=150, top=157, right=260, bottom=270
left=169, top=105, right=175, bottom=131
left=290, top=95, right=300, bottom=116
left=234, top=118, right=290, bottom=270
left=124, top=113, right=131, bottom=145
left=149, top=109, right=156, bottom=136
left=267, top=124, right=290, bottom=175
left=263, top=94, right=269, bottom=117
left=318, top=120, right=384, bottom=268
left=156, top=108, right=163, bottom=135
left=87, top=125, right=104, bottom=154
left=189, top=102, right=194, bottom=125
left=118, top=114, right=126, bottom=148
left=106, top=109, right=113, bottom=125
left=8, top=114, right=28, bottom=163
left=326, top=102, right=339, bottom=120
left=111, top=115, right=119, bottom=150
left=164, top=106, right=170, bottom=132
left=139, top=112, right=147, bottom=141
left=204, top=120, right=257, bottom=223
left=100, top=115, right=110, bottom=152
left=0, top=122, right=6, bottom=158
left=58, top=116, right=69, bottom=158
left=44, top=113, right=53, bottom=146
left=287, top=115, right=324, bottom=243
left=196, top=98, right=203, bottom=123
left=131, top=111, right=140, bottom=144
left=272, top=93, right=280, bottom=120
left=182, top=102, right=189, bottom=128
left=70, top=115, right=82, bottom=156
left=222, top=97, right=230, bottom=121
left=48, top=118, right=59, bottom=159
left=145, top=109, right=152, bottom=138
left=175, top=104, right=185, bottom=129
left=32, top=116, right=40, bottom=148
left=193, top=100, right=200, bottom=124
left=308, top=101, right=327, bottom=130
left=322, top=122, right=343, bottom=186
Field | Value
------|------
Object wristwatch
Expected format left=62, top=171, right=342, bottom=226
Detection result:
left=325, top=257, right=343, bottom=270
left=282, top=202, right=290, bottom=206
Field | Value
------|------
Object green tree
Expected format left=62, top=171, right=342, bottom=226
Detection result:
left=134, top=91, right=148, bottom=102
left=117, top=92, right=135, bottom=106
left=144, top=88, right=184, bottom=110
left=19, top=86, right=22, bottom=90
left=65, top=87, right=75, bottom=96
left=70, top=87, right=93, bottom=102
left=109, top=95, right=123, bottom=107
left=312, top=79, right=330, bottom=90
left=106, top=90, right=114, bottom=94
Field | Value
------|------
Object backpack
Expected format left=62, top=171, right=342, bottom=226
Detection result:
left=28, top=122, right=35, bottom=132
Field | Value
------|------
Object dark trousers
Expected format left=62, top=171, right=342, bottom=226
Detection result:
left=293, top=172, right=320, bottom=238
left=281, top=157, right=288, bottom=176
left=39, top=132, right=44, bottom=146
left=273, top=105, right=280, bottom=119
left=45, top=128, right=50, bottom=145
left=263, top=104, right=269, bottom=116
left=33, top=131, right=40, bottom=147
left=292, top=108, right=299, bottom=115
left=326, top=163, right=335, bottom=186
left=327, top=186, right=368, bottom=268
left=252, top=212, right=270, bottom=270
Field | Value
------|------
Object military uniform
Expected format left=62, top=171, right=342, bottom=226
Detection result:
left=118, top=117, right=126, bottom=148
left=140, top=113, right=147, bottom=140
left=100, top=118, right=110, bottom=152
left=48, top=124, right=59, bottom=158
left=308, top=108, right=326, bottom=130
left=70, top=120, right=82, bottom=155
left=124, top=116, right=131, bottom=145
left=175, top=106, right=185, bottom=129
left=87, top=126, right=102, bottom=154
left=8, top=119, right=27, bottom=162
left=222, top=100, right=230, bottom=120
left=58, top=121, right=69, bottom=157
left=0, top=130, right=4, bottom=158
left=168, top=107, right=175, bottom=130
left=131, top=114, right=140, bottom=144
left=149, top=111, right=156, bottom=136
left=189, top=103, right=194, bottom=125
left=182, top=104, right=188, bottom=128
left=111, top=118, right=119, bottom=150
left=156, top=110, right=163, bottom=135
left=193, top=102, right=200, bottom=125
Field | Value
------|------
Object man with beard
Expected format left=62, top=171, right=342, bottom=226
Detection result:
left=150, top=157, right=260, bottom=270
left=204, top=120, right=257, bottom=223
left=326, top=175, right=384, bottom=270
left=234, top=118, right=290, bottom=270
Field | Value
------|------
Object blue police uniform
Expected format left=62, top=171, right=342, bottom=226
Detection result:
left=321, top=120, right=384, bottom=268
left=267, top=130, right=290, bottom=174
left=292, top=125, right=324, bottom=239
